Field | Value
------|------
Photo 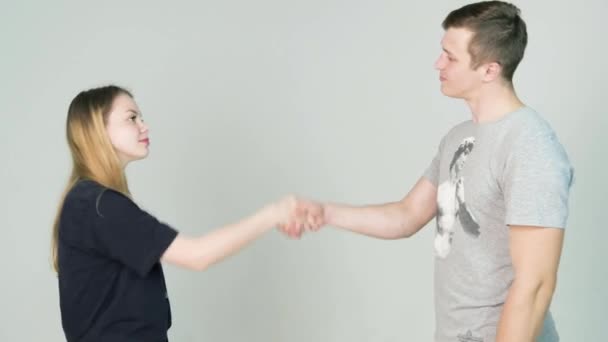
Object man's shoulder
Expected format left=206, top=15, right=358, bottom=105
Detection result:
left=506, top=107, right=556, bottom=137
left=440, top=119, right=475, bottom=142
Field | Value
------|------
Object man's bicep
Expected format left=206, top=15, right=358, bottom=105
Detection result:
left=400, top=177, right=438, bottom=231
left=509, top=225, right=564, bottom=284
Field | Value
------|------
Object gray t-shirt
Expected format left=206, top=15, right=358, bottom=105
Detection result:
left=423, top=107, right=573, bottom=342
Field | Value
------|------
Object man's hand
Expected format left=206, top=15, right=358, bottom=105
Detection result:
left=276, top=197, right=326, bottom=239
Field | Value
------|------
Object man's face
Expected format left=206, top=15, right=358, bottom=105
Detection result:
left=434, top=27, right=485, bottom=100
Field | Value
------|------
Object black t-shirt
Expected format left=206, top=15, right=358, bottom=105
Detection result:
left=57, top=179, right=178, bottom=342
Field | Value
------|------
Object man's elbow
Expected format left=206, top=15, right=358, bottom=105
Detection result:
left=398, top=225, right=416, bottom=239
left=538, top=275, right=558, bottom=300
left=384, top=222, right=417, bottom=239
left=392, top=201, right=431, bottom=239
left=514, top=274, right=558, bottom=301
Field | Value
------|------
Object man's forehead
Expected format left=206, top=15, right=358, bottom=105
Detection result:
left=442, top=28, right=473, bottom=51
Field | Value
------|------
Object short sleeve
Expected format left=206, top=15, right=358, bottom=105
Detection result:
left=502, top=131, right=574, bottom=228
left=92, top=189, right=178, bottom=277
left=423, top=136, right=446, bottom=186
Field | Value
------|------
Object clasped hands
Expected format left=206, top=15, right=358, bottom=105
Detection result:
left=273, top=196, right=326, bottom=239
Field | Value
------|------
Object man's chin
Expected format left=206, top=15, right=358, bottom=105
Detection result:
left=440, top=86, right=462, bottom=99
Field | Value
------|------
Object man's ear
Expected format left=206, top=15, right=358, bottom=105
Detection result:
left=483, top=61, right=502, bottom=82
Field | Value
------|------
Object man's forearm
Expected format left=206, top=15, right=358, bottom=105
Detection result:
left=496, top=279, right=556, bottom=342
left=324, top=202, right=422, bottom=239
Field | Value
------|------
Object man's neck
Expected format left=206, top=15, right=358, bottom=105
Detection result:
left=465, top=83, right=525, bottom=124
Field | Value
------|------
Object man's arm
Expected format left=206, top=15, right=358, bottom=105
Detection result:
left=322, top=177, right=437, bottom=239
left=496, top=226, right=564, bottom=342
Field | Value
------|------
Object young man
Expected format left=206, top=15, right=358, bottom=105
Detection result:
left=282, top=2, right=573, bottom=341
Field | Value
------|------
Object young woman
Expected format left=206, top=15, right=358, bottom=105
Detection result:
left=51, top=85, right=322, bottom=341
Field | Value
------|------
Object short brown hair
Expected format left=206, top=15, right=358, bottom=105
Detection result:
left=442, top=1, right=527, bottom=83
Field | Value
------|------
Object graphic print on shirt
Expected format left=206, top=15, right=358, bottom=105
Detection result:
left=434, top=137, right=480, bottom=258
left=457, top=330, right=484, bottom=342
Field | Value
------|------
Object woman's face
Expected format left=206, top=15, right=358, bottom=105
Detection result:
left=106, top=94, right=150, bottom=167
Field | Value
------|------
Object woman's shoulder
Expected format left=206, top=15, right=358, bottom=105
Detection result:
left=65, top=179, right=106, bottom=203
left=62, top=179, right=140, bottom=227
left=60, top=179, right=105, bottom=220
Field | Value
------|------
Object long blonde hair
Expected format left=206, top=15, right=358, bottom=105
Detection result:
left=52, top=85, right=133, bottom=273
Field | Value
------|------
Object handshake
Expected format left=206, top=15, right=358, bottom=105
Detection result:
left=269, top=196, right=327, bottom=239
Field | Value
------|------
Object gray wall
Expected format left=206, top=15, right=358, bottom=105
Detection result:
left=1, top=0, right=605, bottom=341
